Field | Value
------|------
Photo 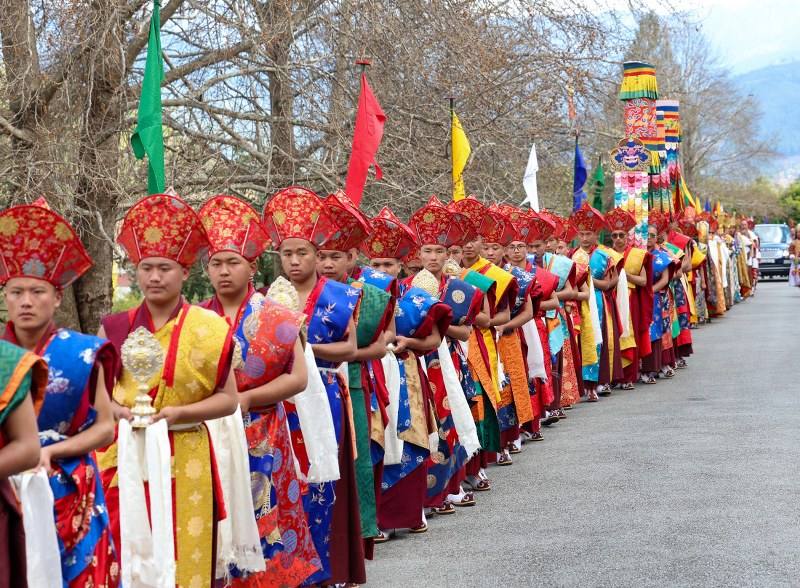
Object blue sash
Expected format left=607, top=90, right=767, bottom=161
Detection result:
left=39, top=330, right=116, bottom=584
left=382, top=286, right=441, bottom=492
left=442, top=277, right=479, bottom=325
left=504, top=265, right=534, bottom=320
left=357, top=267, right=396, bottom=293
left=38, top=331, right=106, bottom=436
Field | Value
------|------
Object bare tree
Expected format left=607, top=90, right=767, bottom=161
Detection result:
left=0, top=0, right=623, bottom=330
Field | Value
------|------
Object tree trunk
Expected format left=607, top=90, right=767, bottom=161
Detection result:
left=72, top=1, right=127, bottom=334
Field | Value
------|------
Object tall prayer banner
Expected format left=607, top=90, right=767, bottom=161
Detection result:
left=452, top=110, right=471, bottom=201
left=131, top=1, right=165, bottom=194
left=344, top=65, right=386, bottom=206
left=610, top=137, right=652, bottom=247
left=618, top=61, right=662, bottom=243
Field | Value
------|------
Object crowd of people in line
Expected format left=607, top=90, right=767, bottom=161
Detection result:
left=0, top=189, right=760, bottom=588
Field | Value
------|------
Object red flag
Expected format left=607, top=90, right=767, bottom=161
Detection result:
left=345, top=72, right=385, bottom=206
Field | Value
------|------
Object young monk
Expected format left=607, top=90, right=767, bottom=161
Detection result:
left=98, top=194, right=238, bottom=588
left=0, top=201, right=120, bottom=587
left=362, top=207, right=451, bottom=541
left=410, top=196, right=483, bottom=513
left=198, top=195, right=319, bottom=586
left=449, top=197, right=515, bottom=480
left=606, top=207, right=653, bottom=390
left=264, top=186, right=365, bottom=585
left=320, top=190, right=392, bottom=560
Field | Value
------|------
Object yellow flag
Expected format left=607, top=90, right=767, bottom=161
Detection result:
left=452, top=111, right=471, bottom=201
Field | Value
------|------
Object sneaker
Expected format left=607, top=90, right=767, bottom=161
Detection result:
left=541, top=411, right=559, bottom=426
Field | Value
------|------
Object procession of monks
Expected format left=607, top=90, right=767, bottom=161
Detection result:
left=0, top=188, right=758, bottom=588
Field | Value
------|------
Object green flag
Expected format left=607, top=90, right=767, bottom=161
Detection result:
left=131, top=2, right=165, bottom=194
left=591, top=157, right=605, bottom=212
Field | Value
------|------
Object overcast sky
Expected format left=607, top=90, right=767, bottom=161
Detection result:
left=650, top=0, right=799, bottom=73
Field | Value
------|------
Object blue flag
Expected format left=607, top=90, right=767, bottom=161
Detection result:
left=704, top=197, right=710, bottom=212
left=573, top=137, right=587, bottom=211
left=764, top=215, right=769, bottom=223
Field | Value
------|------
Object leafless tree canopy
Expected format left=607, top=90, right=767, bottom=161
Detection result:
left=0, top=1, right=769, bottom=332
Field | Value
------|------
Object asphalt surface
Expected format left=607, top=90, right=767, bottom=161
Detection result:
left=365, top=281, right=800, bottom=587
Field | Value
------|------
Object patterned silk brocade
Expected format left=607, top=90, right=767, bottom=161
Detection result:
left=99, top=304, right=232, bottom=588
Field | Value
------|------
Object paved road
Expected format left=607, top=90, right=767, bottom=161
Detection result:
left=365, top=281, right=800, bottom=587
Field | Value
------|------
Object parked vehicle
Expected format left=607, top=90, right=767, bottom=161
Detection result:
left=754, top=224, right=791, bottom=278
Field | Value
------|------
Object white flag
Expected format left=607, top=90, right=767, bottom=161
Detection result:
left=521, top=141, right=539, bottom=211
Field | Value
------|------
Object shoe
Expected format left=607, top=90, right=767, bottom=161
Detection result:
left=598, top=386, right=612, bottom=397
left=497, top=451, right=513, bottom=466
left=541, top=411, right=559, bottom=426
left=622, top=382, right=635, bottom=390
left=563, top=404, right=573, bottom=410
left=556, top=408, right=567, bottom=419
left=676, top=358, right=688, bottom=368
left=587, top=390, right=599, bottom=402
left=448, top=491, right=476, bottom=507
left=409, top=522, right=428, bottom=533
left=519, top=430, right=534, bottom=444
left=465, top=475, right=491, bottom=492
left=508, top=442, right=522, bottom=455
left=375, top=529, right=396, bottom=543
left=431, top=500, right=456, bottom=515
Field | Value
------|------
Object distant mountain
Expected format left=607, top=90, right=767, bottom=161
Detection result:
left=734, top=62, right=800, bottom=185
left=734, top=62, right=800, bottom=157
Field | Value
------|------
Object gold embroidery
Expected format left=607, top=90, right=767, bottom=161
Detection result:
left=397, top=356, right=430, bottom=449
left=108, top=306, right=230, bottom=588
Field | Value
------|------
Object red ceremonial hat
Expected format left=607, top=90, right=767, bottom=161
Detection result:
left=0, top=201, right=92, bottom=288
left=678, top=215, right=698, bottom=238
left=746, top=218, right=755, bottom=230
left=648, top=209, right=670, bottom=235
left=527, top=210, right=555, bottom=242
left=362, top=207, right=418, bottom=260
left=496, top=204, right=536, bottom=242
left=198, top=195, right=269, bottom=261
left=538, top=209, right=568, bottom=241
left=604, top=207, right=637, bottom=233
left=410, top=195, right=465, bottom=248
left=564, top=222, right=578, bottom=243
left=450, top=209, right=479, bottom=246
left=483, top=204, right=518, bottom=246
left=669, top=231, right=691, bottom=250
left=569, top=201, right=608, bottom=233
left=448, top=196, right=497, bottom=241
left=699, top=211, right=719, bottom=233
left=263, top=186, right=340, bottom=249
left=118, top=194, right=210, bottom=267
left=403, top=246, right=421, bottom=263
left=322, top=190, right=373, bottom=252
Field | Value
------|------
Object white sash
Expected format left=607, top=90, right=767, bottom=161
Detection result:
left=10, top=470, right=62, bottom=588
left=436, top=339, right=480, bottom=458
left=118, top=418, right=175, bottom=588
left=205, top=407, right=265, bottom=580
left=521, top=321, right=546, bottom=380
left=286, top=343, right=340, bottom=483
left=380, top=351, right=404, bottom=466
left=588, top=279, right=603, bottom=345
left=616, top=270, right=631, bottom=338
left=338, top=361, right=350, bottom=387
